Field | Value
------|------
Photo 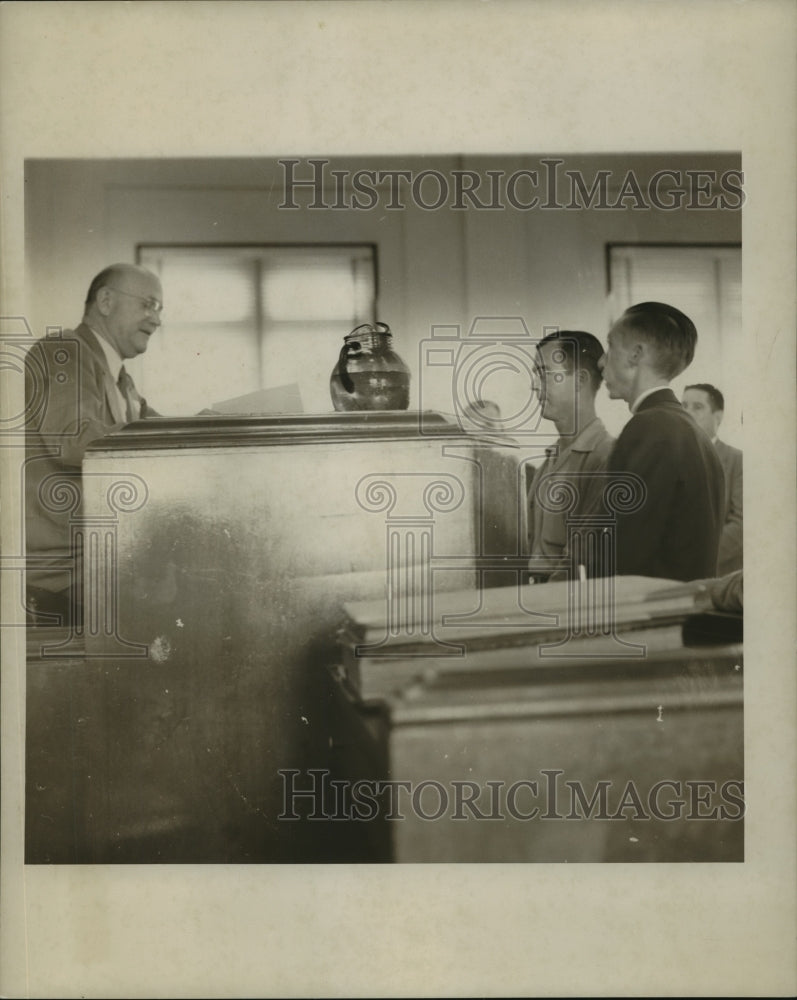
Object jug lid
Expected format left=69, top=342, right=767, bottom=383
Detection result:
left=345, top=321, right=391, bottom=341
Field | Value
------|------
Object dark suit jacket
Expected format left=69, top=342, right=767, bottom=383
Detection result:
left=714, top=438, right=743, bottom=575
left=24, top=324, right=153, bottom=592
left=607, top=388, right=725, bottom=582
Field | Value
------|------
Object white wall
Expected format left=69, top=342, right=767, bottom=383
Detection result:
left=25, top=154, right=743, bottom=442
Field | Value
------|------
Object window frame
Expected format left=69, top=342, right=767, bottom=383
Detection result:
left=133, top=242, right=380, bottom=414
left=605, top=240, right=742, bottom=297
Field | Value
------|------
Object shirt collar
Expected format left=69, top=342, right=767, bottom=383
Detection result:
left=88, top=326, right=124, bottom=382
left=546, top=416, right=607, bottom=457
left=631, top=384, right=670, bottom=413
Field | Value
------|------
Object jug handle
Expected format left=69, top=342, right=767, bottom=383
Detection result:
left=338, top=340, right=358, bottom=394
left=338, top=322, right=390, bottom=393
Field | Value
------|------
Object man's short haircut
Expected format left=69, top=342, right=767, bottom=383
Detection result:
left=686, top=382, right=725, bottom=412
left=538, top=329, right=605, bottom=392
left=84, top=265, right=126, bottom=309
left=619, top=301, right=697, bottom=379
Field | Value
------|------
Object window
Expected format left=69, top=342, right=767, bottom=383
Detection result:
left=136, top=244, right=377, bottom=415
left=607, top=243, right=742, bottom=438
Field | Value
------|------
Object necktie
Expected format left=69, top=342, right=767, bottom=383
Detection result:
left=117, top=365, right=140, bottom=422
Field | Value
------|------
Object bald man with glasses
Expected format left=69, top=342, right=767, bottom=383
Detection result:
left=24, top=263, right=163, bottom=626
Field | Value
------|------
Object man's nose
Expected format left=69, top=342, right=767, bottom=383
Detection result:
left=598, top=353, right=606, bottom=371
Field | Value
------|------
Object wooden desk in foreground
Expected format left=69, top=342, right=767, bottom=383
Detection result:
left=325, top=641, right=743, bottom=863
left=325, top=577, right=743, bottom=862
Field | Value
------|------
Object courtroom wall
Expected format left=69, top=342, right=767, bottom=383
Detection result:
left=24, top=155, right=742, bottom=438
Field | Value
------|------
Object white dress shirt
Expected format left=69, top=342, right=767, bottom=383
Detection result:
left=630, top=384, right=671, bottom=413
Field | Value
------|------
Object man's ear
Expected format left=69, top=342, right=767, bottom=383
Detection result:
left=627, top=341, right=645, bottom=367
left=95, top=286, right=113, bottom=316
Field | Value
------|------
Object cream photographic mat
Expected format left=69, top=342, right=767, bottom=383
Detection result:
left=0, top=2, right=795, bottom=997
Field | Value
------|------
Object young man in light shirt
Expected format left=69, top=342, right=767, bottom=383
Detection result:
left=527, top=330, right=614, bottom=582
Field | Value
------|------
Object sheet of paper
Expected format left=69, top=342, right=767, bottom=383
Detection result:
left=212, top=383, right=304, bottom=415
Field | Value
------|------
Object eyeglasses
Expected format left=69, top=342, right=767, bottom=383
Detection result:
left=107, top=287, right=164, bottom=316
left=533, top=365, right=573, bottom=384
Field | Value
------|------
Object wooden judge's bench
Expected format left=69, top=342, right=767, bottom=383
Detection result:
left=25, top=412, right=743, bottom=864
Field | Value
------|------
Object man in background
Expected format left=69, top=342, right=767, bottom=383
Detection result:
left=599, top=302, right=724, bottom=582
left=527, top=330, right=614, bottom=582
left=682, top=383, right=743, bottom=575
left=25, top=263, right=162, bottom=626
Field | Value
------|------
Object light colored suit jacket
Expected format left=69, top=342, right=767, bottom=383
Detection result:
left=714, top=438, right=743, bottom=574
left=24, top=324, right=151, bottom=592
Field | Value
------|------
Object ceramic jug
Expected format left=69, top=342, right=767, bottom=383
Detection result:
left=330, top=322, right=411, bottom=411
